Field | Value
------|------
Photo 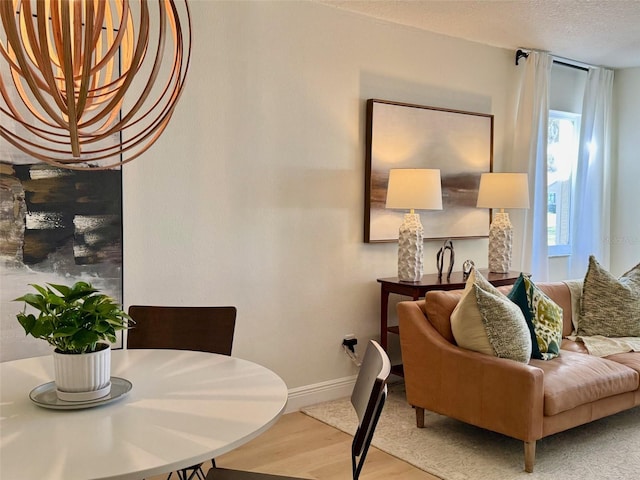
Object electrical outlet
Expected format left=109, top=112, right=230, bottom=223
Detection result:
left=342, top=334, right=357, bottom=352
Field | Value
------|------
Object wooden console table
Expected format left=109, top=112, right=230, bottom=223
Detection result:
left=378, top=270, right=521, bottom=376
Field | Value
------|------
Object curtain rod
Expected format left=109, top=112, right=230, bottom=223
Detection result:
left=515, top=49, right=591, bottom=72
left=553, top=60, right=588, bottom=72
left=552, top=56, right=590, bottom=72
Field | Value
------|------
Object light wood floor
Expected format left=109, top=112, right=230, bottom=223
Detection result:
left=150, top=412, right=439, bottom=480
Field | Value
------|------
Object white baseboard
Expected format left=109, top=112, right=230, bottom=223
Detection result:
left=285, top=375, right=357, bottom=413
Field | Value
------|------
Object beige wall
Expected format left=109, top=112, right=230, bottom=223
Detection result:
left=122, top=0, right=518, bottom=396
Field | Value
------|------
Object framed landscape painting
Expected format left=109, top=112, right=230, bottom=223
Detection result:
left=364, top=99, right=494, bottom=243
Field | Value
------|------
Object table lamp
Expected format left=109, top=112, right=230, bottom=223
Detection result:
left=476, top=173, right=530, bottom=273
left=386, top=169, right=443, bottom=282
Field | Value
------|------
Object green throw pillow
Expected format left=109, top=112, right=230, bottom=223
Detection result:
left=577, top=256, right=640, bottom=337
left=508, top=274, right=563, bottom=360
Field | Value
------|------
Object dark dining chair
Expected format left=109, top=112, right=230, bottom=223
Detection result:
left=127, top=305, right=237, bottom=480
left=205, top=340, right=391, bottom=480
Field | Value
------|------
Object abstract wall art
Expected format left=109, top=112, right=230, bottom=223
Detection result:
left=1, top=158, right=123, bottom=361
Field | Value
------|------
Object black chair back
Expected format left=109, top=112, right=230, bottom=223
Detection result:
left=350, top=340, right=391, bottom=480
left=127, top=306, right=237, bottom=355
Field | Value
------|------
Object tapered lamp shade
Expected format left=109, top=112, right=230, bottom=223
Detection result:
left=477, top=173, right=530, bottom=273
left=386, top=169, right=443, bottom=282
left=386, top=169, right=443, bottom=211
left=477, top=173, right=530, bottom=210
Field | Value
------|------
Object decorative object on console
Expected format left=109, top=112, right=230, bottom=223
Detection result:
left=436, top=239, right=455, bottom=280
left=0, top=0, right=192, bottom=170
left=14, top=281, right=132, bottom=400
left=386, top=169, right=442, bottom=282
left=462, top=259, right=475, bottom=279
left=476, top=173, right=530, bottom=273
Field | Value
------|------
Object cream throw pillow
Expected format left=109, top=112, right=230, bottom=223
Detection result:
left=451, top=269, right=495, bottom=356
left=451, top=269, right=532, bottom=363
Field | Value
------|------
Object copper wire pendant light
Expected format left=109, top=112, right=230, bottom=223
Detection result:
left=0, top=0, right=191, bottom=170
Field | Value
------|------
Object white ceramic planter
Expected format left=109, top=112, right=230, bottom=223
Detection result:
left=53, top=345, right=111, bottom=401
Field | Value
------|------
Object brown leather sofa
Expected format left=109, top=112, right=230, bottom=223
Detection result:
left=397, top=282, right=640, bottom=473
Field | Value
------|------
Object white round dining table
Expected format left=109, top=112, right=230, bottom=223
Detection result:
left=0, top=349, right=289, bottom=480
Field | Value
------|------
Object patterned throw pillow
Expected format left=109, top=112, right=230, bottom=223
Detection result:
left=577, top=256, right=640, bottom=337
left=451, top=269, right=531, bottom=363
left=508, top=274, right=563, bottom=360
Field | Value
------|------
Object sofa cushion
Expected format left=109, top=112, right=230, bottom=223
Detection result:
left=424, top=290, right=464, bottom=343
left=537, top=282, right=576, bottom=337
left=577, top=256, right=640, bottom=337
left=451, top=269, right=531, bottom=363
left=604, top=352, right=640, bottom=376
left=508, top=274, right=563, bottom=360
left=531, top=350, right=639, bottom=416
left=561, top=338, right=589, bottom=354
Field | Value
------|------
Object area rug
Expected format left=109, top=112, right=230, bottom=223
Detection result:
left=301, top=383, right=640, bottom=480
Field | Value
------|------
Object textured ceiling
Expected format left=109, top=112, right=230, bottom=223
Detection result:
left=318, top=0, right=640, bottom=69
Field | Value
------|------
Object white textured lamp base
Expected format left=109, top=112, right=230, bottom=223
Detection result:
left=397, top=213, right=424, bottom=282
left=488, top=212, right=513, bottom=274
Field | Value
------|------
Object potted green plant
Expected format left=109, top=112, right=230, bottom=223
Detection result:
left=15, top=281, right=132, bottom=401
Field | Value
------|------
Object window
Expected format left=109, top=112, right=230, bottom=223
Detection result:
left=547, top=110, right=580, bottom=256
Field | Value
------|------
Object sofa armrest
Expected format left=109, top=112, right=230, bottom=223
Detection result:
left=398, top=300, right=545, bottom=442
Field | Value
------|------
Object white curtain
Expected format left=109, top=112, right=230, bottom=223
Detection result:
left=568, top=67, right=614, bottom=278
left=509, top=51, right=553, bottom=281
